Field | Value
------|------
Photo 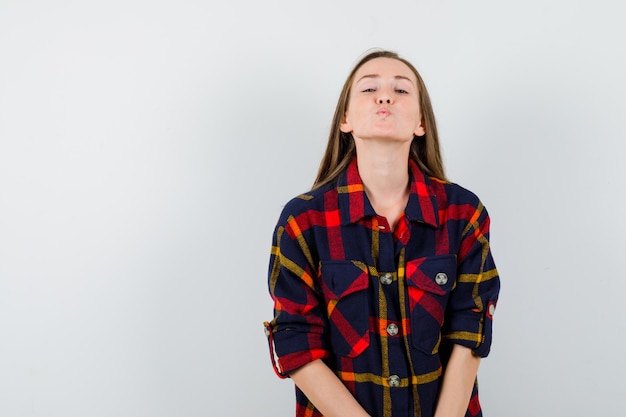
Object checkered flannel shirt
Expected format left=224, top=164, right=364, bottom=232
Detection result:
left=265, top=157, right=500, bottom=417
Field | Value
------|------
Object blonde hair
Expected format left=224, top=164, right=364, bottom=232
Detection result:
left=313, top=49, right=447, bottom=189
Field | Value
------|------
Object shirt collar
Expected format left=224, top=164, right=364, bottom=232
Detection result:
left=336, top=158, right=440, bottom=228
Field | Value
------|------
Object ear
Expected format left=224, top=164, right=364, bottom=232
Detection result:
left=340, top=113, right=352, bottom=133
left=414, top=117, right=426, bottom=137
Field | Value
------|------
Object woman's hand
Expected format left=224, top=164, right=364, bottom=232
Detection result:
left=290, top=359, right=371, bottom=417
left=434, top=345, right=481, bottom=417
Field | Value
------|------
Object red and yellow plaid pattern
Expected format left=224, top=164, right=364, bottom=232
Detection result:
left=266, top=158, right=500, bottom=417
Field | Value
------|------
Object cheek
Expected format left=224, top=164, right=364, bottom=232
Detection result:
left=346, top=106, right=366, bottom=124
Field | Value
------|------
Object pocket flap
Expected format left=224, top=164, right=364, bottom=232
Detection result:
left=406, top=254, right=456, bottom=295
left=320, top=260, right=369, bottom=299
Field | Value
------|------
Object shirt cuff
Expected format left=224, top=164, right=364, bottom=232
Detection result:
left=264, top=321, right=330, bottom=377
left=443, top=300, right=496, bottom=358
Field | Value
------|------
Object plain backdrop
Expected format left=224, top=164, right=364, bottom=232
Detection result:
left=1, top=1, right=625, bottom=416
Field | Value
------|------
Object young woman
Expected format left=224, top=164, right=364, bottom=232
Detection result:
left=265, top=49, right=500, bottom=417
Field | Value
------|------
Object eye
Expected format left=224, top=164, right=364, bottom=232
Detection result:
left=395, top=89, right=409, bottom=94
left=362, top=88, right=376, bottom=93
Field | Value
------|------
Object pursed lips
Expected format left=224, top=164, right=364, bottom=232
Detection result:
left=376, top=108, right=391, bottom=117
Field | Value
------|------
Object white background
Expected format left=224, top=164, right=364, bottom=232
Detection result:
left=1, top=1, right=625, bottom=416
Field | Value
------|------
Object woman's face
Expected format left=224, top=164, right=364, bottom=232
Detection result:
left=340, top=57, right=425, bottom=143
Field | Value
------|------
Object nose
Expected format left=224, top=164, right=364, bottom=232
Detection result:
left=377, top=92, right=392, bottom=104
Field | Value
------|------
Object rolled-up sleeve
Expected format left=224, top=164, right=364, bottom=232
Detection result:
left=266, top=213, right=329, bottom=377
left=443, top=201, right=500, bottom=357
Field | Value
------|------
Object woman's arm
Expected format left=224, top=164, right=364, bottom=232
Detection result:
left=290, top=359, right=371, bottom=417
left=434, top=344, right=481, bottom=417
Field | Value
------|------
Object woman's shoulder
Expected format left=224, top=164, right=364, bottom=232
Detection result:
left=275, top=182, right=335, bottom=223
left=430, top=176, right=485, bottom=209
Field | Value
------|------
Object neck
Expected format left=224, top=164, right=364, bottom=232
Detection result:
left=355, top=139, right=410, bottom=195
left=354, top=138, right=411, bottom=229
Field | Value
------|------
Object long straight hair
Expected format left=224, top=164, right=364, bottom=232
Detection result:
left=313, top=49, right=448, bottom=189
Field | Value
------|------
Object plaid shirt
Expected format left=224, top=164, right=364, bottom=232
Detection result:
left=265, top=158, right=500, bottom=417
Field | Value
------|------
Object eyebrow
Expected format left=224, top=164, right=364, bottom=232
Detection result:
left=356, top=74, right=415, bottom=84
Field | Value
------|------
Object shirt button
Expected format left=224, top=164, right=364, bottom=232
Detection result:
left=488, top=304, right=496, bottom=316
left=388, top=375, right=400, bottom=387
left=386, top=323, right=398, bottom=336
left=435, top=272, right=448, bottom=286
left=380, top=273, right=393, bottom=285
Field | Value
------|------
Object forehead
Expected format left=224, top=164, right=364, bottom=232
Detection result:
left=353, top=57, right=417, bottom=84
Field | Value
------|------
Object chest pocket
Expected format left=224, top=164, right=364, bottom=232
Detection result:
left=319, top=260, right=371, bottom=358
left=405, top=254, right=456, bottom=355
